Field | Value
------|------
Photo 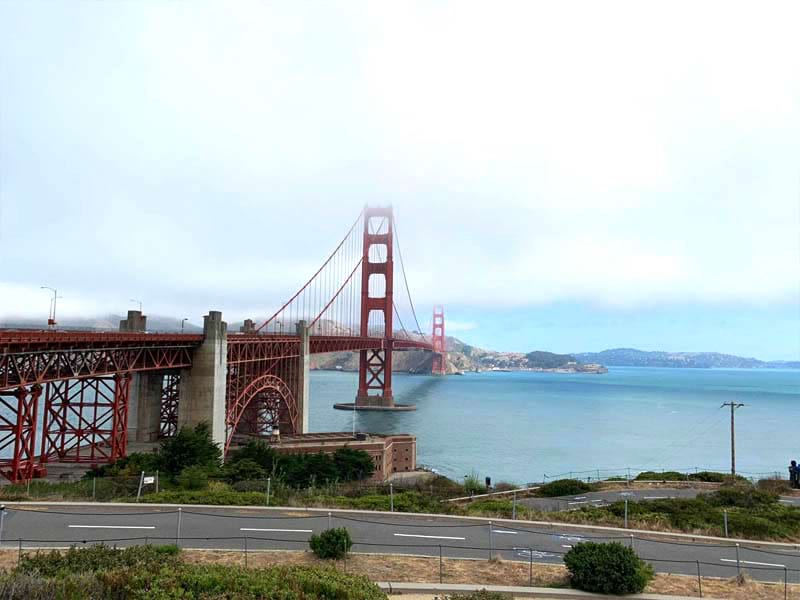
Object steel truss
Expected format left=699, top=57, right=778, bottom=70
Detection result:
left=38, top=374, right=131, bottom=468
left=159, top=372, right=181, bottom=438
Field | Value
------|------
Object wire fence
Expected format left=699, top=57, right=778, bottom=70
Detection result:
left=2, top=506, right=800, bottom=596
left=541, top=466, right=790, bottom=484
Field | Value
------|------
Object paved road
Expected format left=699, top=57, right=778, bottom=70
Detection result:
left=520, top=487, right=800, bottom=512
left=2, top=503, right=800, bottom=583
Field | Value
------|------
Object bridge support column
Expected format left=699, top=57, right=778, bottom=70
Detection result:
left=178, top=311, right=227, bottom=448
left=131, top=374, right=163, bottom=442
left=297, top=320, right=310, bottom=434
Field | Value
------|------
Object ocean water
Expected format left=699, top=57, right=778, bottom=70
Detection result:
left=309, top=367, right=800, bottom=484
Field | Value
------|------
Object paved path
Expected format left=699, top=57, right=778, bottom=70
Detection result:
left=2, top=503, right=800, bottom=583
left=520, top=487, right=800, bottom=512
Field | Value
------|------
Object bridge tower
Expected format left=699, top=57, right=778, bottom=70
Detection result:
left=431, top=305, right=446, bottom=375
left=355, top=206, right=395, bottom=407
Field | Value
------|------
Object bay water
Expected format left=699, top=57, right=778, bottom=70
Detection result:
left=309, top=367, right=800, bottom=484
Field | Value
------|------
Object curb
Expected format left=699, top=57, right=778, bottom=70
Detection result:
left=2, top=500, right=797, bottom=550
left=378, top=582, right=711, bottom=599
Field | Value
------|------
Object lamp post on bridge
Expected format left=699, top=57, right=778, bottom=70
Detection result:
left=130, top=299, right=143, bottom=312
left=40, top=286, right=61, bottom=329
left=181, top=318, right=188, bottom=333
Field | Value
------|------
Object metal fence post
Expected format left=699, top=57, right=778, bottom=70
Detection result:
left=529, top=547, right=533, bottom=586
left=624, top=499, right=628, bottom=528
left=735, top=543, right=740, bottom=575
left=266, top=478, right=271, bottom=506
left=723, top=510, right=729, bottom=537
left=629, top=534, right=634, bottom=550
left=696, top=560, right=702, bottom=597
left=784, top=566, right=788, bottom=600
left=439, top=545, right=443, bottom=583
left=244, top=536, right=248, bottom=568
left=0, top=505, right=5, bottom=546
left=512, top=492, right=517, bottom=520
left=176, top=507, right=182, bottom=547
left=390, top=482, right=394, bottom=512
left=343, top=537, right=347, bottom=573
left=17, top=538, right=21, bottom=565
left=328, top=511, right=332, bottom=529
left=489, top=521, right=494, bottom=560
left=92, top=477, right=96, bottom=500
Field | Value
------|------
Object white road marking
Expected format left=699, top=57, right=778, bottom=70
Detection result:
left=69, top=525, right=155, bottom=530
left=644, top=496, right=669, bottom=499
left=240, top=528, right=312, bottom=533
left=720, top=558, right=785, bottom=568
left=393, top=533, right=465, bottom=540
left=562, top=544, right=573, bottom=548
left=568, top=501, right=589, bottom=505
left=572, top=496, right=587, bottom=500
left=492, top=530, right=518, bottom=535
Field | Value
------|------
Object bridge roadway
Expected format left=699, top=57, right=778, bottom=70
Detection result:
left=2, top=503, right=799, bottom=583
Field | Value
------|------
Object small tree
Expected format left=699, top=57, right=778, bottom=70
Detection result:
left=309, top=528, right=352, bottom=559
left=564, top=542, right=654, bottom=594
left=227, top=440, right=278, bottom=473
left=177, top=465, right=210, bottom=490
left=159, top=423, right=222, bottom=478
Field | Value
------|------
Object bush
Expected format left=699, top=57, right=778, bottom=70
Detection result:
left=758, top=478, right=794, bottom=494
left=159, top=423, right=222, bottom=479
left=564, top=542, right=654, bottom=594
left=137, top=489, right=267, bottom=505
left=333, top=447, right=375, bottom=481
left=85, top=452, right=161, bottom=478
left=309, top=527, right=353, bottom=559
left=635, top=470, right=688, bottom=481
left=222, top=459, right=266, bottom=483
left=539, top=479, right=592, bottom=497
left=18, top=544, right=180, bottom=577
left=227, top=440, right=278, bottom=472
left=465, top=499, right=515, bottom=518
left=177, top=465, right=212, bottom=490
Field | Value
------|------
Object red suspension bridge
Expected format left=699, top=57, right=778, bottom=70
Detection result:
left=0, top=207, right=447, bottom=483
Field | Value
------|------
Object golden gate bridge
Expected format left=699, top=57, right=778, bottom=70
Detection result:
left=0, top=206, right=446, bottom=483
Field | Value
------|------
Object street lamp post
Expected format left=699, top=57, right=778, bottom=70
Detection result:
left=130, top=299, right=143, bottom=312
left=40, top=286, right=61, bottom=328
left=181, top=318, right=188, bottom=333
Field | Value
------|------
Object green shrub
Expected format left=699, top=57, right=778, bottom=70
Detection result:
left=465, top=499, right=515, bottom=518
left=689, top=471, right=727, bottom=482
left=539, top=479, right=592, bottom=497
left=227, top=440, right=279, bottom=472
left=309, top=527, right=353, bottom=559
left=177, top=465, right=211, bottom=490
left=635, top=470, right=687, bottom=481
left=564, top=542, right=654, bottom=594
left=85, top=452, right=161, bottom=478
left=137, top=489, right=267, bottom=505
left=222, top=458, right=266, bottom=482
left=18, top=544, right=180, bottom=577
left=159, top=423, right=222, bottom=478
left=333, top=447, right=375, bottom=481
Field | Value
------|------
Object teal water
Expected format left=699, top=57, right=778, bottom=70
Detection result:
left=309, top=367, right=800, bottom=484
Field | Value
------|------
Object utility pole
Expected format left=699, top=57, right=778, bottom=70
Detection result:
left=721, top=402, right=745, bottom=476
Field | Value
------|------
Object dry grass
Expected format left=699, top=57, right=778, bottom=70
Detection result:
left=1, top=547, right=798, bottom=598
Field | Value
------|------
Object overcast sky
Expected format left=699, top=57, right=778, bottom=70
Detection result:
left=1, top=1, right=798, bottom=359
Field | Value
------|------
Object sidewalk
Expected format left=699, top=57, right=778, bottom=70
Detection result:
left=380, top=582, right=711, bottom=599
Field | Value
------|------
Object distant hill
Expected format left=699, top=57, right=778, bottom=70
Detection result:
left=574, top=348, right=800, bottom=369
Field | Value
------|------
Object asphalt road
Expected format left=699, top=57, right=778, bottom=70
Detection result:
left=520, top=487, right=800, bottom=512
left=2, top=503, right=800, bottom=583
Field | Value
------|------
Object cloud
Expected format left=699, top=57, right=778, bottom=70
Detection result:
left=0, top=1, right=798, bottom=321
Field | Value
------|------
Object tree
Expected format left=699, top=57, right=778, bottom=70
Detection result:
left=333, top=448, right=375, bottom=481
left=158, top=423, right=221, bottom=478
left=227, top=440, right=278, bottom=473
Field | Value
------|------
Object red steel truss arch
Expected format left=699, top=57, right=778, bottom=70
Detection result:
left=225, top=373, right=298, bottom=454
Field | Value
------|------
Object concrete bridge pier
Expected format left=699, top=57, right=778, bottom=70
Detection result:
left=297, top=320, right=310, bottom=434
left=178, top=311, right=228, bottom=448
left=120, top=311, right=163, bottom=443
